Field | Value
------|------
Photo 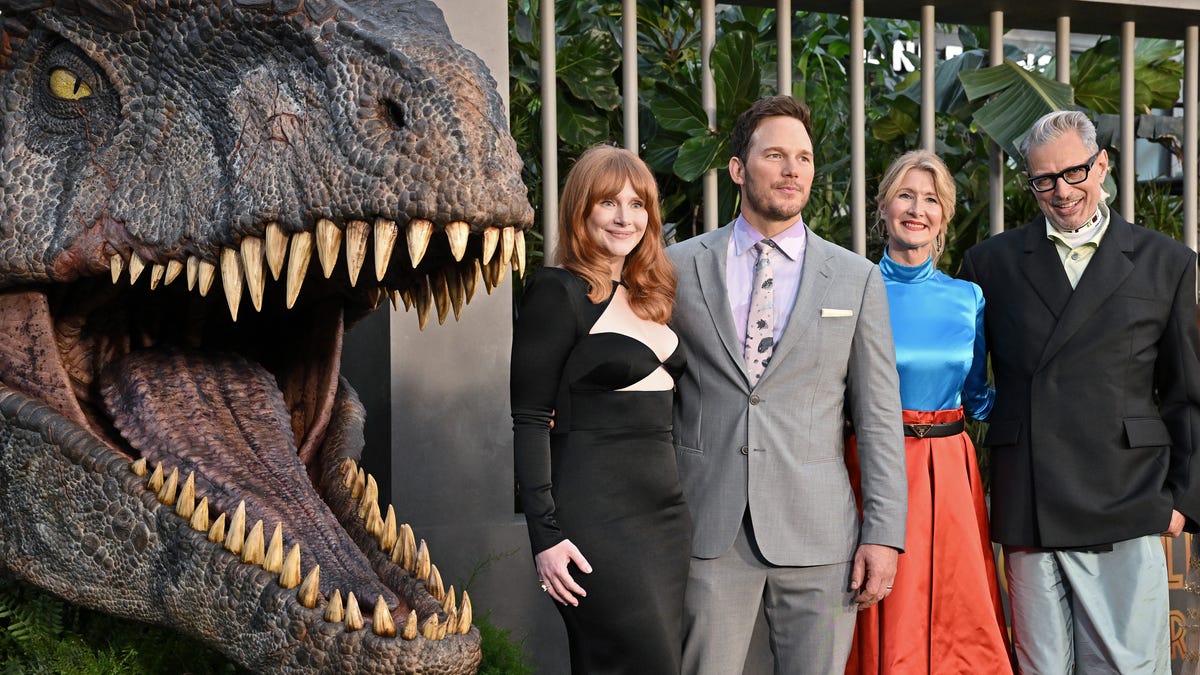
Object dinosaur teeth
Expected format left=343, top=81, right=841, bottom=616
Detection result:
left=345, top=220, right=369, bottom=286
left=415, top=276, right=432, bottom=331
left=401, top=610, right=419, bottom=640
left=399, top=524, right=417, bottom=571
left=208, top=513, right=227, bottom=544
left=380, top=505, right=397, bottom=552
left=458, top=591, right=472, bottom=634
left=265, top=222, right=287, bottom=281
left=226, top=502, right=247, bottom=555
left=286, top=231, right=313, bottom=309
left=165, top=259, right=184, bottom=285
left=446, top=266, right=465, bottom=320
left=500, top=227, right=515, bottom=272
left=190, top=497, right=210, bottom=531
left=198, top=260, right=216, bottom=297
left=157, top=467, right=179, bottom=506
left=186, top=256, right=199, bottom=290
left=148, top=462, right=165, bottom=491
left=407, top=219, right=434, bottom=267
left=341, top=459, right=358, bottom=488
left=420, top=614, right=440, bottom=640
left=110, top=254, right=125, bottom=284
left=220, top=248, right=243, bottom=321
left=428, top=563, right=444, bottom=601
left=351, top=468, right=365, bottom=499
left=243, top=520, right=266, bottom=565
left=325, top=589, right=345, bottom=623
left=415, top=540, right=431, bottom=582
left=264, top=523, right=285, bottom=573
left=481, top=226, right=499, bottom=264
left=442, top=586, right=457, bottom=615
left=445, top=221, right=469, bottom=261
left=515, top=230, right=527, bottom=277
left=316, top=219, right=342, bottom=278
left=175, top=471, right=196, bottom=518
left=298, top=564, right=320, bottom=607
left=279, top=544, right=301, bottom=589
left=359, top=474, right=379, bottom=518
left=345, top=592, right=364, bottom=631
left=240, top=236, right=265, bottom=312
left=464, top=260, right=480, bottom=304
left=374, top=218, right=399, bottom=281
left=130, top=457, right=148, bottom=477
left=365, top=501, right=383, bottom=539
left=149, top=263, right=165, bottom=290
left=433, top=270, right=451, bottom=325
left=129, top=252, right=146, bottom=285
left=373, top=597, right=396, bottom=637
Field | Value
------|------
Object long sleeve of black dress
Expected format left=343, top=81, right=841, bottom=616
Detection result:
left=510, top=269, right=581, bottom=554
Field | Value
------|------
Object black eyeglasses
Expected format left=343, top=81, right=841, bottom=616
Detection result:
left=1026, top=151, right=1101, bottom=193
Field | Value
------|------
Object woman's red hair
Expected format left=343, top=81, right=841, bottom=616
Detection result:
left=556, top=145, right=675, bottom=323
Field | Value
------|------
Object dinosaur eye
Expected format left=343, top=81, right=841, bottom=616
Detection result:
left=48, top=67, right=93, bottom=100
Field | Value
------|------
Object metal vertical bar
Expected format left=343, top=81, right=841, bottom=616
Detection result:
left=921, top=4, right=936, bottom=153
left=777, top=0, right=792, bottom=95
left=1121, top=21, right=1136, bottom=221
left=989, top=11, right=1005, bottom=236
left=540, top=0, right=558, bottom=262
left=1185, top=26, right=1198, bottom=252
left=622, top=0, right=637, bottom=152
left=1056, top=16, right=1071, bottom=84
left=702, top=0, right=718, bottom=232
left=851, top=0, right=866, bottom=255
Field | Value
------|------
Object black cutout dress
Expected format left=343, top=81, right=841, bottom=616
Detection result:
left=511, top=267, right=691, bottom=674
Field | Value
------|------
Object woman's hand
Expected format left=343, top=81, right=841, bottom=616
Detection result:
left=535, top=539, right=592, bottom=606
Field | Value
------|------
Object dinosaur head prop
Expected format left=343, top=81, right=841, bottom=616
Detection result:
left=0, top=0, right=532, bottom=672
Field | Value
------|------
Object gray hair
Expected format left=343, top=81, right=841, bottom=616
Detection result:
left=1019, top=111, right=1099, bottom=164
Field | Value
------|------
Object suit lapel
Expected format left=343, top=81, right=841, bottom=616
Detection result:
left=693, top=226, right=749, bottom=382
left=757, top=227, right=833, bottom=387
left=1020, top=216, right=1073, bottom=319
left=1035, top=212, right=1135, bottom=370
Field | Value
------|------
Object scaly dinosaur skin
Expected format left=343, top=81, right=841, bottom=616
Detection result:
left=0, top=1, right=532, bottom=672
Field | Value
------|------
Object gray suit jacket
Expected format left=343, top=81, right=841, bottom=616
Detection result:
left=668, top=224, right=906, bottom=565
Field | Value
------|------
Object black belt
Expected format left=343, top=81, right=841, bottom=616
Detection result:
left=902, top=419, right=964, bottom=438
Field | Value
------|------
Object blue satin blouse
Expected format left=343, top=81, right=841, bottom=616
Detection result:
left=879, top=249, right=994, bottom=420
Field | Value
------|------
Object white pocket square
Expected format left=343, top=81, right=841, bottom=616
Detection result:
left=821, top=308, right=854, bottom=318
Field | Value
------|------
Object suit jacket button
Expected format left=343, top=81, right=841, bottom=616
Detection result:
left=750, top=394, right=761, bottom=405
left=740, top=445, right=750, bottom=455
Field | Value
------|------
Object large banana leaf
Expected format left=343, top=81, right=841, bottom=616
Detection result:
left=1074, top=38, right=1183, bottom=114
left=960, top=60, right=1074, bottom=159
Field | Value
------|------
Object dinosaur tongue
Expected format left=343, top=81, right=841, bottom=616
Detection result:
left=98, top=347, right=400, bottom=614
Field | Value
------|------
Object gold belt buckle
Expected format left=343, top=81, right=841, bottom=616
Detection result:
left=909, top=423, right=932, bottom=438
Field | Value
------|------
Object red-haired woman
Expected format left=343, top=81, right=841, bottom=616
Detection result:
left=511, top=144, right=690, bottom=673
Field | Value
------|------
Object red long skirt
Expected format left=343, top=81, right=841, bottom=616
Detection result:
left=845, top=409, right=1013, bottom=675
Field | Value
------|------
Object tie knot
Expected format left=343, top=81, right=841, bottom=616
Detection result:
left=755, top=239, right=778, bottom=254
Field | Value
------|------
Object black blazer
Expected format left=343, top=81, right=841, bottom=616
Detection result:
left=961, top=211, right=1200, bottom=548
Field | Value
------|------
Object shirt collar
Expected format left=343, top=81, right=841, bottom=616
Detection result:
left=1046, top=201, right=1110, bottom=248
left=732, top=214, right=807, bottom=261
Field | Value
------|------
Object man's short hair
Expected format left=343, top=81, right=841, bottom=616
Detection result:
left=729, top=95, right=813, bottom=163
left=1019, top=110, right=1099, bottom=164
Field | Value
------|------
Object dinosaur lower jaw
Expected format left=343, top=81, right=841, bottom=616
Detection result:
left=0, top=284, right=468, bottom=650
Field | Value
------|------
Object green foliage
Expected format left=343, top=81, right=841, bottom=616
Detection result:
left=0, top=573, right=242, bottom=675
left=476, top=612, right=534, bottom=675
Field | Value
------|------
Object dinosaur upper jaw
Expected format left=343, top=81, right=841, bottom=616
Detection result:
left=0, top=216, right=515, bottom=670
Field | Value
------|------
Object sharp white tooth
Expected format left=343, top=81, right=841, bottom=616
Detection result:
left=415, top=276, right=432, bottom=331
left=407, top=218, right=434, bottom=268
left=463, top=260, right=480, bottom=304
left=345, top=592, right=364, bottom=631
left=345, top=220, right=369, bottom=286
left=298, top=563, right=320, bottom=607
left=264, top=523, right=284, bottom=573
left=458, top=591, right=472, bottom=634
left=373, top=597, right=396, bottom=637
left=198, top=260, right=216, bottom=297
left=442, top=586, right=457, bottom=615
left=157, top=467, right=179, bottom=505
left=415, top=539, right=430, bottom=582
left=316, top=219, right=342, bottom=278
left=400, top=288, right=413, bottom=312
left=226, top=502, right=247, bottom=555
left=515, top=230, right=527, bottom=278
left=325, top=589, right=344, bottom=623
left=165, top=260, right=184, bottom=285
left=186, top=256, right=199, bottom=290
left=147, top=462, right=165, bottom=491
left=428, top=564, right=444, bottom=601
left=445, top=221, right=469, bottom=262
left=242, top=520, right=265, bottom=565
left=446, top=267, right=464, bottom=320
left=420, top=614, right=440, bottom=640
left=389, top=290, right=401, bottom=311
left=149, top=263, right=165, bottom=290
left=208, top=512, right=226, bottom=544
left=220, top=248, right=243, bottom=321
left=374, top=218, right=398, bottom=281
left=130, top=458, right=147, bottom=477
left=433, top=270, right=450, bottom=325
left=190, top=497, right=210, bottom=531
left=359, top=474, right=379, bottom=518
left=280, top=544, right=302, bottom=590
left=240, top=236, right=265, bottom=313
left=265, top=222, right=287, bottom=281
left=286, top=231, right=313, bottom=309
left=500, top=227, right=515, bottom=271
left=401, top=610, right=418, bottom=640
left=481, top=226, right=499, bottom=264
left=175, top=471, right=196, bottom=518
left=128, top=252, right=146, bottom=285
left=380, top=505, right=397, bottom=552
left=110, top=254, right=124, bottom=284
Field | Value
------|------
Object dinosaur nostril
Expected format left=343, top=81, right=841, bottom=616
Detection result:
left=384, top=100, right=406, bottom=130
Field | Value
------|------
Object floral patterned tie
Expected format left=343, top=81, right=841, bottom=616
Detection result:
left=744, top=239, right=776, bottom=384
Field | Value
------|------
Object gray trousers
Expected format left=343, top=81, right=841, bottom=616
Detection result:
left=1004, top=535, right=1170, bottom=675
left=682, top=516, right=857, bottom=675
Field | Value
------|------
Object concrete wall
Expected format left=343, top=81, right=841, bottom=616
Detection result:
left=340, top=1, right=569, bottom=672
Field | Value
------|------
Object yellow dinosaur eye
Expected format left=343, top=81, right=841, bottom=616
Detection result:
left=48, top=67, right=93, bottom=100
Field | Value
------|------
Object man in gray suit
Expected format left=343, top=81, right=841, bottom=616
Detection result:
left=667, top=95, right=907, bottom=674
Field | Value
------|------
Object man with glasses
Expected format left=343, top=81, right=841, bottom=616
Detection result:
left=961, top=109, right=1200, bottom=673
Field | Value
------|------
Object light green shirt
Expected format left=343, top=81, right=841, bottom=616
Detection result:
left=1046, top=201, right=1110, bottom=289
